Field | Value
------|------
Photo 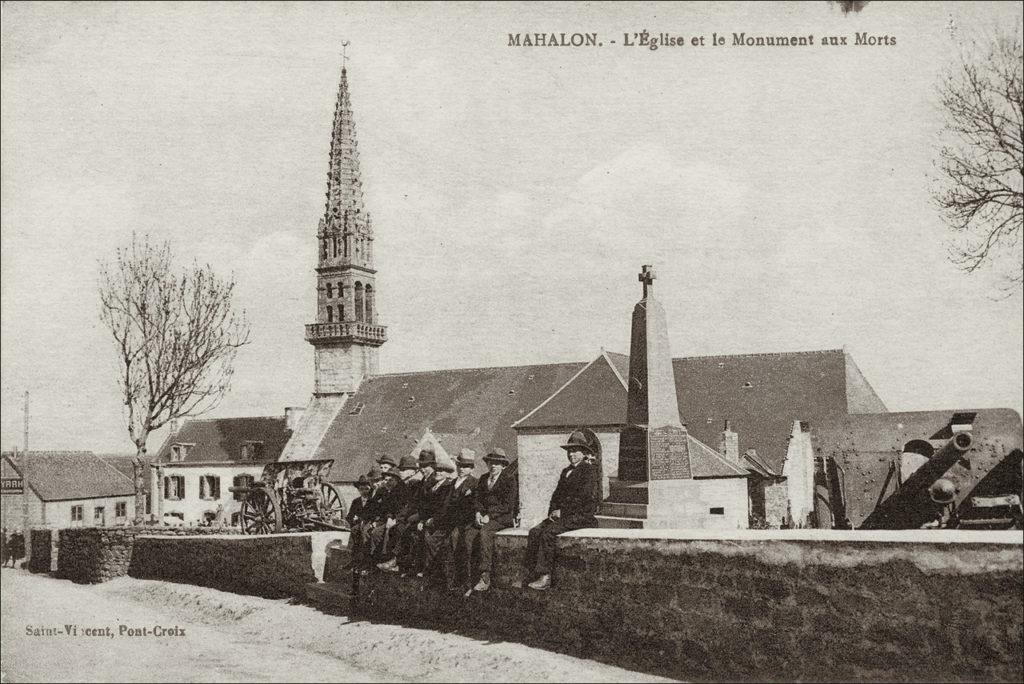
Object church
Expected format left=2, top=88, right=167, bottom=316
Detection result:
left=159, top=60, right=1022, bottom=531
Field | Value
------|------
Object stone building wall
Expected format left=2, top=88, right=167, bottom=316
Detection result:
left=516, top=429, right=619, bottom=527
left=355, top=529, right=1023, bottom=682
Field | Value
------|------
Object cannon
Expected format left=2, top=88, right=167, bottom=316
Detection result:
left=229, top=459, right=347, bottom=534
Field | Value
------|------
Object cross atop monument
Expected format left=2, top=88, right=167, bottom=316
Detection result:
left=639, top=264, right=656, bottom=299
left=341, top=40, right=350, bottom=68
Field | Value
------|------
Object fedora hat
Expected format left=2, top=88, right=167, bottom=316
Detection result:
left=376, top=453, right=399, bottom=468
left=456, top=449, right=476, bottom=468
left=354, top=475, right=372, bottom=490
left=398, top=454, right=419, bottom=470
left=367, top=464, right=383, bottom=481
left=418, top=446, right=437, bottom=466
left=483, top=447, right=510, bottom=465
left=560, top=430, right=594, bottom=453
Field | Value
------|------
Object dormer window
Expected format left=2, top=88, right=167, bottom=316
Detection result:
left=240, top=441, right=265, bottom=462
left=169, top=443, right=194, bottom=462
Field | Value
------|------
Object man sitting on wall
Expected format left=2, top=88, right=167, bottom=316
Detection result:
left=469, top=448, right=518, bottom=592
left=446, top=449, right=479, bottom=593
left=374, top=454, right=421, bottom=573
left=346, top=475, right=374, bottom=573
left=522, top=430, right=599, bottom=591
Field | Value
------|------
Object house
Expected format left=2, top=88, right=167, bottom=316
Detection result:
left=150, top=414, right=295, bottom=526
left=0, top=451, right=136, bottom=529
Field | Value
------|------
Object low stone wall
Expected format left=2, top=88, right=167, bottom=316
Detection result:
left=56, top=526, right=239, bottom=584
left=355, top=529, right=1024, bottom=682
left=129, top=533, right=317, bottom=599
left=28, top=528, right=51, bottom=573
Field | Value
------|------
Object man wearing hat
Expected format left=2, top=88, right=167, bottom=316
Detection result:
left=468, top=447, right=519, bottom=592
left=376, top=453, right=399, bottom=475
left=403, top=446, right=449, bottom=578
left=346, top=475, right=374, bottom=573
left=374, top=454, right=421, bottom=572
left=421, top=457, right=457, bottom=586
left=523, top=430, right=599, bottom=590
left=441, top=449, right=479, bottom=592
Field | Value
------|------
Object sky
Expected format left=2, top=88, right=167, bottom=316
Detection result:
left=2, top=1, right=1022, bottom=454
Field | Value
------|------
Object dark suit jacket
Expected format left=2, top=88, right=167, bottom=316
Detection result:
left=475, top=469, right=518, bottom=527
left=440, top=474, right=478, bottom=529
left=418, top=476, right=451, bottom=527
left=548, top=462, right=599, bottom=526
left=346, top=495, right=371, bottom=528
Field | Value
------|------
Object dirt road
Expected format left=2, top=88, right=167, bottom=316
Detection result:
left=0, top=569, right=673, bottom=682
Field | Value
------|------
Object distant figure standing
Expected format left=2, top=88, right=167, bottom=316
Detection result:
left=1, top=528, right=9, bottom=567
left=522, top=430, right=599, bottom=590
left=7, top=530, right=26, bottom=568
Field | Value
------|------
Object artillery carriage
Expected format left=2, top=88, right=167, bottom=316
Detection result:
left=230, top=459, right=347, bottom=534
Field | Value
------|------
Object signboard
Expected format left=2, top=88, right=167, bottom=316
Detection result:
left=1, top=477, right=24, bottom=495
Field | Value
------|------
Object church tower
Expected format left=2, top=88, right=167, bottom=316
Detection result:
left=304, top=61, right=387, bottom=395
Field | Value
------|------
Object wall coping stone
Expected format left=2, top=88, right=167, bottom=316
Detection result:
left=555, top=527, right=1023, bottom=545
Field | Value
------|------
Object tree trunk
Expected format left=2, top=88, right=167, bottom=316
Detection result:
left=132, top=443, right=148, bottom=525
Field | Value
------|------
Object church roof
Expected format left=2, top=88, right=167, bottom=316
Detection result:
left=313, top=361, right=586, bottom=481
left=2, top=452, right=134, bottom=502
left=517, top=348, right=886, bottom=473
left=153, top=416, right=292, bottom=464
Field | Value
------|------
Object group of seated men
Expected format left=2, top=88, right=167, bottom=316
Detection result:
left=345, top=429, right=600, bottom=592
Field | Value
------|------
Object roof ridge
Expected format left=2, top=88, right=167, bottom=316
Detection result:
left=377, top=360, right=586, bottom=378
left=671, top=350, right=839, bottom=360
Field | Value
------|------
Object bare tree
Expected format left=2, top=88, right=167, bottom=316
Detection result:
left=934, top=27, right=1023, bottom=293
left=99, top=234, right=251, bottom=523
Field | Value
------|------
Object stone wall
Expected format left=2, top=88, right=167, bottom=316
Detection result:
left=354, top=529, right=1023, bottom=682
left=56, top=526, right=239, bottom=584
left=129, top=533, right=317, bottom=599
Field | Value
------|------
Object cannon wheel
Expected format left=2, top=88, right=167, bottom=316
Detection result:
left=319, top=483, right=347, bottom=528
left=240, top=487, right=282, bottom=534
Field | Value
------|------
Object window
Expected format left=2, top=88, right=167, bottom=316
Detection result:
left=230, top=512, right=241, bottom=527
left=709, top=507, right=725, bottom=515
left=327, top=305, right=334, bottom=322
left=115, top=501, right=127, bottom=518
left=170, top=443, right=193, bottom=462
left=326, top=282, right=334, bottom=298
left=164, top=475, right=185, bottom=500
left=94, top=506, right=105, bottom=526
left=232, top=474, right=255, bottom=501
left=71, top=505, right=84, bottom=523
left=240, top=442, right=264, bottom=461
left=199, top=475, right=221, bottom=500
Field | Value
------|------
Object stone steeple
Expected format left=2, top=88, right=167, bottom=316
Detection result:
left=305, top=57, right=387, bottom=396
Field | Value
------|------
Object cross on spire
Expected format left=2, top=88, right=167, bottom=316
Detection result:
left=639, top=264, right=656, bottom=298
left=341, top=40, right=350, bottom=69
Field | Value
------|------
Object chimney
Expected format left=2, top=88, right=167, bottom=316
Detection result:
left=719, top=419, right=739, bottom=464
left=285, top=406, right=306, bottom=432
left=168, top=419, right=181, bottom=438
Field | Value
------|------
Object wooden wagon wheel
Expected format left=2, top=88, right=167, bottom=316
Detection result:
left=240, top=487, right=283, bottom=534
left=318, top=483, right=347, bottom=528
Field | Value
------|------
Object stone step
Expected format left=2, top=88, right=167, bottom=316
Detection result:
left=595, top=514, right=646, bottom=529
left=599, top=502, right=648, bottom=519
left=305, top=581, right=353, bottom=612
left=606, top=479, right=649, bottom=504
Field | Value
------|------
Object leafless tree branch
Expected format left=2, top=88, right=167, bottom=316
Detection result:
left=933, top=26, right=1024, bottom=296
left=98, top=233, right=251, bottom=522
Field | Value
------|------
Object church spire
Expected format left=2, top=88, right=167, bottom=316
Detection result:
left=324, top=59, right=367, bottom=224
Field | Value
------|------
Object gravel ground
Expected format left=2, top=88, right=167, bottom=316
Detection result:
left=0, top=568, right=675, bottom=682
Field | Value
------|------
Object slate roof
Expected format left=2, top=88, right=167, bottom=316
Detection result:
left=811, top=408, right=1023, bottom=529
left=685, top=433, right=750, bottom=478
left=153, top=416, right=292, bottom=464
left=313, top=361, right=586, bottom=481
left=742, top=449, right=781, bottom=479
left=518, top=348, right=886, bottom=473
left=96, top=453, right=152, bottom=494
left=2, top=452, right=134, bottom=502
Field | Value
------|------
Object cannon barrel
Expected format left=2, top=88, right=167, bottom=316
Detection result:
left=951, top=430, right=973, bottom=452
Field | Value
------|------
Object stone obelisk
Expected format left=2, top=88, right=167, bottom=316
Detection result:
left=617, top=265, right=692, bottom=483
